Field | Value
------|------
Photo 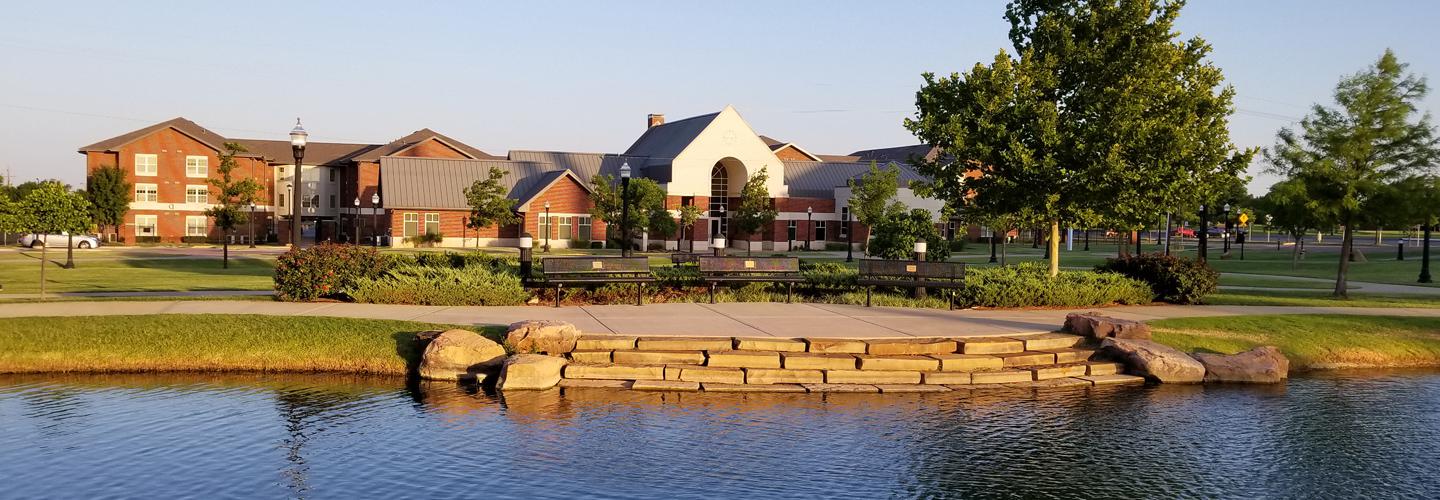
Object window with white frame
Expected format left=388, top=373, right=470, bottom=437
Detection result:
left=403, top=213, right=419, bottom=237
left=185, top=216, right=208, bottom=237
left=815, top=221, right=827, bottom=241
left=558, top=216, right=573, bottom=240
left=424, top=213, right=440, bottom=235
left=185, top=185, right=208, bottom=204
left=135, top=183, right=158, bottom=202
left=135, top=215, right=157, bottom=237
left=329, top=195, right=336, bottom=209
left=185, top=156, right=208, bottom=177
left=577, top=216, right=592, bottom=241
left=787, top=220, right=797, bottom=241
left=135, top=154, right=158, bottom=176
left=839, top=207, right=850, bottom=238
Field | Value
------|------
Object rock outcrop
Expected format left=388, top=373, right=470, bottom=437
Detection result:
left=506, top=320, right=580, bottom=355
left=498, top=354, right=568, bottom=390
left=1191, top=346, right=1290, bottom=384
left=418, top=329, right=508, bottom=382
left=1100, top=338, right=1205, bottom=383
left=1064, top=312, right=1152, bottom=340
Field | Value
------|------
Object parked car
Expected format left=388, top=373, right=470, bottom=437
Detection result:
left=1171, top=227, right=1196, bottom=238
left=19, top=233, right=101, bottom=249
left=1207, top=227, right=1226, bottom=236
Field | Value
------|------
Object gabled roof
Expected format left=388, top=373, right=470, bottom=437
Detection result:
left=234, top=139, right=380, bottom=167
left=513, top=170, right=592, bottom=212
left=78, top=117, right=230, bottom=154
left=508, top=150, right=660, bottom=183
left=352, top=128, right=502, bottom=162
left=379, top=157, right=553, bottom=210
left=782, top=160, right=929, bottom=198
left=762, top=134, right=859, bottom=162
left=850, top=144, right=943, bottom=164
left=623, top=112, right=720, bottom=158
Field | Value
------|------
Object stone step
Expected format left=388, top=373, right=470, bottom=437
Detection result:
left=781, top=352, right=857, bottom=370
left=1080, top=374, right=1146, bottom=386
left=826, top=369, right=922, bottom=385
left=1043, top=347, right=1097, bottom=364
left=857, top=355, right=940, bottom=371
left=921, top=372, right=971, bottom=385
left=612, top=350, right=705, bottom=366
left=635, top=337, right=733, bottom=351
left=1031, top=364, right=1088, bottom=380
left=956, top=337, right=1025, bottom=354
left=745, top=368, right=824, bottom=385
left=804, top=338, right=868, bottom=354
left=677, top=366, right=745, bottom=384
left=563, top=364, right=664, bottom=381
left=1012, top=333, right=1084, bottom=351
left=865, top=338, right=958, bottom=355
left=1083, top=361, right=1124, bottom=376
left=970, top=369, right=1034, bottom=384
left=569, top=350, right=613, bottom=364
left=930, top=353, right=1004, bottom=372
left=557, top=379, right=633, bottom=389
left=735, top=337, right=807, bottom=352
left=876, top=384, right=951, bottom=393
left=575, top=335, right=637, bottom=351
left=707, top=350, right=782, bottom=368
left=701, top=383, right=806, bottom=393
left=995, top=351, right=1057, bottom=367
left=632, top=380, right=701, bottom=391
left=802, top=383, right=880, bottom=393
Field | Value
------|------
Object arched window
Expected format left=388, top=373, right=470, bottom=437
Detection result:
left=710, top=163, right=729, bottom=236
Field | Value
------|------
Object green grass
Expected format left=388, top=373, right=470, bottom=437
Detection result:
left=1150, top=314, right=1440, bottom=370
left=0, top=253, right=275, bottom=294
left=0, top=314, right=501, bottom=375
left=1203, top=290, right=1440, bottom=308
left=1217, top=274, right=1337, bottom=289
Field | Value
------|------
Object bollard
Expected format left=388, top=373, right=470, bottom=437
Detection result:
left=713, top=236, right=727, bottom=257
left=1399, top=240, right=1406, bottom=261
left=518, top=235, right=534, bottom=286
left=913, top=240, right=927, bottom=300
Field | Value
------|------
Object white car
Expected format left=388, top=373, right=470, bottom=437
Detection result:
left=19, top=233, right=102, bottom=249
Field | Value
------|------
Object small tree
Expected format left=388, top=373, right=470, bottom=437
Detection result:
left=589, top=174, right=666, bottom=249
left=1265, top=50, right=1440, bottom=297
left=1259, top=179, right=1322, bottom=268
left=464, top=167, right=520, bottom=248
left=848, top=162, right=906, bottom=229
left=869, top=208, right=950, bottom=261
left=86, top=164, right=131, bottom=243
left=675, top=204, right=704, bottom=251
left=204, top=143, right=264, bottom=269
left=18, top=182, right=91, bottom=296
left=730, top=167, right=777, bottom=255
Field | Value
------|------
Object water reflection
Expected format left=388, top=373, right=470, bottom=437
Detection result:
left=1, top=371, right=1438, bottom=499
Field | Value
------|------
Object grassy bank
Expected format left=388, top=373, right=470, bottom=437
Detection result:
left=0, top=253, right=275, bottom=294
left=1203, top=290, right=1440, bottom=308
left=1150, top=314, right=1440, bottom=370
left=0, top=314, right=498, bottom=375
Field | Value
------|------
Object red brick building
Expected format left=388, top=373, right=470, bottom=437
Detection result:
left=79, top=106, right=957, bottom=249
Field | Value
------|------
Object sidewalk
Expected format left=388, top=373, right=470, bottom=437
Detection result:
left=1, top=300, right=1436, bottom=338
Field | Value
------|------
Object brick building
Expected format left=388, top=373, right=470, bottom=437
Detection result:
left=79, top=106, right=957, bottom=249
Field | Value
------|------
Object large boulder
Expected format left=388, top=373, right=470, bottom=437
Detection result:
left=1101, top=338, right=1205, bottom=383
left=1191, top=346, right=1290, bottom=384
left=497, top=354, right=568, bottom=390
left=506, top=320, right=580, bottom=354
left=418, top=329, right=508, bottom=382
left=1064, top=312, right=1152, bottom=340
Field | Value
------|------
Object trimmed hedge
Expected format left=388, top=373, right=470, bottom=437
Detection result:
left=953, top=263, right=1155, bottom=308
left=273, top=244, right=389, bottom=301
left=349, top=265, right=528, bottom=306
left=1096, top=254, right=1218, bottom=304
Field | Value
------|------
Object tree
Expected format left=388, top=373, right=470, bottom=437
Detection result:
left=1264, top=50, right=1440, bottom=297
left=463, top=167, right=520, bottom=248
left=869, top=208, right=950, bottom=261
left=86, top=165, right=131, bottom=243
left=204, top=143, right=264, bottom=269
left=675, top=204, right=704, bottom=251
left=847, top=162, right=906, bottom=230
left=17, top=182, right=91, bottom=296
left=589, top=174, right=666, bottom=249
left=908, top=0, right=1251, bottom=276
left=1258, top=179, right=1322, bottom=268
left=730, top=167, right=777, bottom=255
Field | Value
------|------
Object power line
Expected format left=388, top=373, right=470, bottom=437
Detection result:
left=0, top=103, right=382, bottom=144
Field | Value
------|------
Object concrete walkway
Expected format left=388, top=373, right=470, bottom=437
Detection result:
left=1219, top=272, right=1440, bottom=296
left=1, top=300, right=1437, bottom=338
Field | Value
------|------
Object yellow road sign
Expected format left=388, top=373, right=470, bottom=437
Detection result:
left=1238, top=213, right=1249, bottom=226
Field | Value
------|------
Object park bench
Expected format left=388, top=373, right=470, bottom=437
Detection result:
left=857, top=259, right=967, bottom=309
left=540, top=256, right=655, bottom=307
left=697, top=256, right=803, bottom=304
left=670, top=252, right=700, bottom=266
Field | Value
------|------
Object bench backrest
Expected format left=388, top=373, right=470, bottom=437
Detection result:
left=858, top=259, right=965, bottom=279
left=697, top=256, right=800, bottom=274
left=670, top=252, right=700, bottom=265
left=541, top=256, right=652, bottom=275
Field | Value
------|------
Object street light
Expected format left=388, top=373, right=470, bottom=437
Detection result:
left=844, top=210, right=854, bottom=262
left=353, top=197, right=360, bottom=245
left=806, top=206, right=813, bottom=252
left=1198, top=204, right=1209, bottom=262
left=988, top=227, right=998, bottom=263
left=1222, top=203, right=1232, bottom=255
left=543, top=200, right=552, bottom=253
left=619, top=162, right=632, bottom=257
left=248, top=201, right=257, bottom=248
left=289, top=118, right=307, bottom=249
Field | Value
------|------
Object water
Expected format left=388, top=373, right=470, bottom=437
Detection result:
left=2, top=372, right=1438, bottom=499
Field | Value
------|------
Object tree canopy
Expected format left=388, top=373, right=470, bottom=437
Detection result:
left=463, top=167, right=520, bottom=238
left=204, top=143, right=264, bottom=268
left=86, top=165, right=131, bottom=239
left=589, top=173, right=666, bottom=246
left=730, top=167, right=777, bottom=254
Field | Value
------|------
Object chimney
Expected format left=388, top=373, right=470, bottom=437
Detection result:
left=647, top=113, right=665, bottom=128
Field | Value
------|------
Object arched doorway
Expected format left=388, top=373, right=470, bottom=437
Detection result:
left=709, top=161, right=733, bottom=239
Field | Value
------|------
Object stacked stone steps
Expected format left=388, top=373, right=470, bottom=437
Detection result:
left=558, top=333, right=1144, bottom=392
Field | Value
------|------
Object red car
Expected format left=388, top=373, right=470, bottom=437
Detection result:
left=1171, top=228, right=1196, bottom=237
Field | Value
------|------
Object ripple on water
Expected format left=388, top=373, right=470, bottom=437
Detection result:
left=1, top=371, right=1439, bottom=499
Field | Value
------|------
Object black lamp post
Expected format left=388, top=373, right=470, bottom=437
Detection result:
left=543, top=200, right=551, bottom=253
left=1421, top=222, right=1433, bottom=283
left=1084, top=227, right=1090, bottom=251
left=844, top=211, right=854, bottom=262
left=352, top=197, right=360, bottom=245
left=248, top=201, right=257, bottom=248
left=1222, top=203, right=1232, bottom=255
left=989, top=227, right=998, bottom=263
left=1198, top=204, right=1209, bottom=262
left=289, top=119, right=307, bottom=249
left=619, top=162, right=632, bottom=257
left=370, top=193, right=380, bottom=246
left=806, top=206, right=813, bottom=251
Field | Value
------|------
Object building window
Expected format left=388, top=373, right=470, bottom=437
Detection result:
left=558, top=216, right=573, bottom=240
left=403, top=213, right=419, bottom=237
left=710, top=163, right=729, bottom=236
left=787, top=220, right=797, bottom=241
left=839, top=207, right=850, bottom=239
left=185, top=216, right=208, bottom=237
left=135, top=184, right=158, bottom=202
left=185, top=185, right=208, bottom=204
left=135, top=154, right=158, bottom=176
left=329, top=169, right=336, bottom=182
left=424, top=213, right=440, bottom=235
left=329, top=195, right=336, bottom=209
left=135, top=215, right=157, bottom=236
left=185, top=156, right=208, bottom=177
left=279, top=193, right=286, bottom=207
left=577, top=216, right=592, bottom=241
left=815, top=221, right=827, bottom=241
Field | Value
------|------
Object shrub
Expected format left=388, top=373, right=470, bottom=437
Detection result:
left=800, top=261, right=857, bottom=290
left=273, top=244, right=389, bottom=301
left=1096, top=254, right=1218, bottom=304
left=350, top=265, right=528, bottom=306
left=954, top=263, right=1154, bottom=308
left=868, top=208, right=950, bottom=261
left=406, top=232, right=444, bottom=247
left=949, top=238, right=968, bottom=252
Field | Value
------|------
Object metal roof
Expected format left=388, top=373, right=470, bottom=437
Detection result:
left=781, top=160, right=929, bottom=198
left=622, top=112, right=719, bottom=158
left=379, top=157, right=554, bottom=210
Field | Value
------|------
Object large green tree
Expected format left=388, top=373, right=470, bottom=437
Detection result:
left=847, top=162, right=906, bottom=230
left=86, top=165, right=131, bottom=243
left=589, top=174, right=666, bottom=250
left=908, top=0, right=1251, bottom=276
left=730, top=167, right=777, bottom=255
left=463, top=167, right=520, bottom=248
left=1264, top=50, right=1440, bottom=297
left=675, top=204, right=704, bottom=251
left=1258, top=178, right=1322, bottom=268
left=204, top=143, right=264, bottom=269
left=18, top=182, right=91, bottom=296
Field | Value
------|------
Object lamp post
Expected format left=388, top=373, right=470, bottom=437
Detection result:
left=1421, top=222, right=1433, bottom=283
left=913, top=239, right=927, bottom=300
left=1222, top=203, right=1232, bottom=255
left=1198, top=204, right=1209, bottom=262
left=619, top=162, right=632, bottom=257
left=352, top=197, right=360, bottom=245
left=289, top=119, right=307, bottom=249
left=989, top=227, right=998, bottom=263
left=806, top=206, right=813, bottom=252
left=844, top=211, right=854, bottom=262
left=1084, top=227, right=1090, bottom=251
left=712, top=235, right=726, bottom=257
left=543, top=200, right=551, bottom=253
left=519, top=234, right=533, bottom=285
left=248, top=201, right=257, bottom=248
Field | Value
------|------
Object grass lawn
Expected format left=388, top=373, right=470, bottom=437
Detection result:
left=0, top=314, right=499, bottom=375
left=1216, top=274, right=1337, bottom=289
left=1202, top=290, right=1440, bottom=308
left=1150, top=314, right=1440, bottom=370
left=0, top=252, right=275, bottom=294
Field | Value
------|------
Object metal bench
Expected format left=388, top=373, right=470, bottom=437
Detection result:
left=540, top=256, right=655, bottom=307
left=856, top=259, right=967, bottom=309
left=670, top=252, right=700, bottom=266
left=697, top=256, right=803, bottom=304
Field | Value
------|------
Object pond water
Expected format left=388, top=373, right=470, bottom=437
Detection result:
left=2, top=371, right=1438, bottom=499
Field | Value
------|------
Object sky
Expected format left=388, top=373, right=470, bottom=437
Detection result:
left=2, top=0, right=1438, bottom=195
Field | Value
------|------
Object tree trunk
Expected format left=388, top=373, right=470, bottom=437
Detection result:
left=223, top=237, right=230, bottom=269
left=1291, top=233, right=1301, bottom=270
left=39, top=243, right=47, bottom=298
left=1134, top=230, right=1142, bottom=256
left=1420, top=223, right=1433, bottom=284
left=1048, top=221, right=1060, bottom=277
left=1334, top=219, right=1353, bottom=298
left=1000, top=235, right=1008, bottom=266
left=64, top=233, right=75, bottom=269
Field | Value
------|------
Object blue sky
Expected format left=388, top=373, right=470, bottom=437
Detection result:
left=2, top=0, right=1437, bottom=194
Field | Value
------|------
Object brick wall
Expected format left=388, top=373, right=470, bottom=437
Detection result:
left=772, top=145, right=815, bottom=161
left=393, top=138, right=470, bottom=159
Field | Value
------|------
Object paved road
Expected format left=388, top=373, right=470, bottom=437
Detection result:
left=1, top=300, right=1436, bottom=338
